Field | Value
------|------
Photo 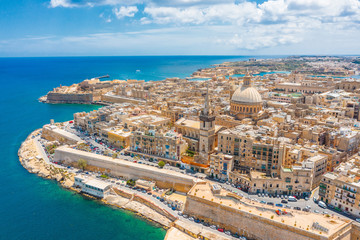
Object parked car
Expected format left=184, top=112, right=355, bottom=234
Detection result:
left=281, top=200, right=288, bottom=204
left=302, top=208, right=310, bottom=212
left=318, top=201, right=327, bottom=209
left=210, top=225, right=217, bottom=230
left=288, top=196, right=297, bottom=202
left=294, top=207, right=301, bottom=210
left=314, top=210, right=319, bottom=213
left=218, top=228, right=224, bottom=232
left=275, top=203, right=283, bottom=207
left=225, top=231, right=232, bottom=235
left=267, top=202, right=274, bottom=206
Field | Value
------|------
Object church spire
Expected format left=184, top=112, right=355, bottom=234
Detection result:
left=203, top=81, right=210, bottom=116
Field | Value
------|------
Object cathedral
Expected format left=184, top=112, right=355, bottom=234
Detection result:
left=230, top=72, right=263, bottom=120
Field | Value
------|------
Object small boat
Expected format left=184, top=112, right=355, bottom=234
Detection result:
left=136, top=69, right=141, bottom=73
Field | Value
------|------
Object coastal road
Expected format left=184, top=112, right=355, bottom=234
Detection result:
left=208, top=180, right=353, bottom=220
left=34, top=136, right=52, bottom=165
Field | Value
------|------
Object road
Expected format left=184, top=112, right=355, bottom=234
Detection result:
left=209, top=180, right=355, bottom=220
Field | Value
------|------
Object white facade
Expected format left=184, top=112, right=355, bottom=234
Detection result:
left=74, top=175, right=112, bottom=198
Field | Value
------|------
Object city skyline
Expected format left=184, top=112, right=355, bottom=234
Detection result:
left=1, top=0, right=360, bottom=57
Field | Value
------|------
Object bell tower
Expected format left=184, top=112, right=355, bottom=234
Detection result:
left=198, top=82, right=216, bottom=162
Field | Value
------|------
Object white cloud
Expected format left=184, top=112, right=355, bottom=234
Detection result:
left=113, top=6, right=138, bottom=18
left=49, top=0, right=77, bottom=8
left=42, top=0, right=360, bottom=53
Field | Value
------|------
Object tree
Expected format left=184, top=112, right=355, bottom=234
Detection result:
left=78, top=159, right=87, bottom=171
left=126, top=179, right=136, bottom=186
left=158, top=160, right=165, bottom=168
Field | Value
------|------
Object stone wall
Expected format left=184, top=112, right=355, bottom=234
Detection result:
left=184, top=194, right=352, bottom=240
left=54, top=146, right=196, bottom=193
left=46, top=92, right=93, bottom=104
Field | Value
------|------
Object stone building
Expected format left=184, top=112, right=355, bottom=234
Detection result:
left=128, top=128, right=188, bottom=165
left=217, top=125, right=283, bottom=177
left=230, top=72, right=263, bottom=120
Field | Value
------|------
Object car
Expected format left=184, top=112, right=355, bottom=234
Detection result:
left=323, top=211, right=328, bottom=215
left=284, top=195, right=288, bottom=199
left=313, top=197, right=318, bottom=203
left=189, top=217, right=194, bottom=221
left=210, top=225, right=217, bottom=230
left=232, top=233, right=240, bottom=238
left=260, top=201, right=267, bottom=204
left=288, top=196, right=297, bottom=202
left=285, top=205, right=291, bottom=209
left=314, top=210, right=320, bottom=213
left=202, top=222, right=210, bottom=227
left=280, top=195, right=284, bottom=199
left=182, top=214, right=188, bottom=218
left=147, top=192, right=152, bottom=195
left=356, top=219, right=360, bottom=223
left=225, top=231, right=231, bottom=235
left=294, top=207, right=301, bottom=210
left=178, top=212, right=183, bottom=216
left=305, top=197, right=309, bottom=201
left=302, top=208, right=310, bottom=212
left=258, top=193, right=261, bottom=197
left=267, top=202, right=274, bottom=206
left=261, top=193, right=265, bottom=197
left=276, top=195, right=280, bottom=198
left=318, top=201, right=327, bottom=209
left=306, top=205, right=311, bottom=209
left=281, top=200, right=288, bottom=204
left=275, top=203, right=283, bottom=207
left=194, top=219, right=201, bottom=223
left=265, top=193, right=269, bottom=197
left=218, top=228, right=224, bottom=232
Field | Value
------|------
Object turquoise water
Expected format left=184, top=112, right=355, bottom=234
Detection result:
left=0, top=56, right=264, bottom=240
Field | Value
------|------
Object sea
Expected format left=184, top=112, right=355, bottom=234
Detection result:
left=0, top=56, right=265, bottom=240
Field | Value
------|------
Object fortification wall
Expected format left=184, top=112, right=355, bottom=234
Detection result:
left=101, top=94, right=145, bottom=104
left=46, top=92, right=93, bottom=104
left=184, top=195, right=352, bottom=240
left=54, top=146, right=195, bottom=193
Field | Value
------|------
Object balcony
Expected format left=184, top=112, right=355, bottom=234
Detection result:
left=343, top=186, right=357, bottom=193
left=347, top=194, right=356, bottom=199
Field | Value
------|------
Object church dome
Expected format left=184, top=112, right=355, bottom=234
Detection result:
left=231, top=85, right=262, bottom=104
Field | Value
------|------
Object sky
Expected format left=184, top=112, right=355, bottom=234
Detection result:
left=0, top=0, right=359, bottom=56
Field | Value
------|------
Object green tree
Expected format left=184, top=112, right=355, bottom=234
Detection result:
left=158, top=161, right=165, bottom=168
left=126, top=179, right=136, bottom=186
left=78, top=158, right=87, bottom=171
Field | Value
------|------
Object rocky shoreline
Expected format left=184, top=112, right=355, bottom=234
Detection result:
left=18, top=129, right=173, bottom=236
